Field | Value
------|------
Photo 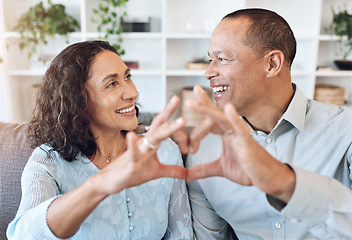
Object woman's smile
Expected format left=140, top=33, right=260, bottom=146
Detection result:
left=115, top=105, right=135, bottom=115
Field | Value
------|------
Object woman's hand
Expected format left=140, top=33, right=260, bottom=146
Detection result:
left=47, top=96, right=188, bottom=238
left=94, top=95, right=188, bottom=196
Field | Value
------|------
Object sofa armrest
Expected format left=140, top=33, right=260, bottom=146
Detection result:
left=0, top=122, right=33, bottom=240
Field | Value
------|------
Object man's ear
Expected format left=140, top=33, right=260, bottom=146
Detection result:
left=265, top=50, right=284, bottom=78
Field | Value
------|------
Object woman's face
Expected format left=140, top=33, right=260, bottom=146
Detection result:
left=85, top=50, right=138, bottom=134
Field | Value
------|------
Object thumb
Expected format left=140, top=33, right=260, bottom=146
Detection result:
left=158, top=164, right=188, bottom=180
left=187, top=159, right=222, bottom=181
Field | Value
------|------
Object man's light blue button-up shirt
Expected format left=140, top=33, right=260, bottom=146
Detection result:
left=187, top=85, right=352, bottom=239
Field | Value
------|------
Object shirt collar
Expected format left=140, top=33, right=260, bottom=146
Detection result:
left=245, top=84, right=308, bottom=135
left=281, top=84, right=308, bottom=132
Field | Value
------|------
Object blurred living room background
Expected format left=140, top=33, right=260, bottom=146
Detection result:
left=0, top=0, right=351, bottom=125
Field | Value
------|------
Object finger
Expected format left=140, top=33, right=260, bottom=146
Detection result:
left=151, top=96, right=180, bottom=127
left=146, top=117, right=187, bottom=148
left=129, top=131, right=156, bottom=154
left=187, top=98, right=233, bottom=134
left=193, top=85, right=214, bottom=105
left=188, top=117, right=213, bottom=154
left=187, top=159, right=222, bottom=181
left=170, top=129, right=189, bottom=154
left=127, top=131, right=147, bottom=154
left=224, top=103, right=250, bottom=136
left=126, top=131, right=139, bottom=155
left=158, top=164, right=188, bottom=180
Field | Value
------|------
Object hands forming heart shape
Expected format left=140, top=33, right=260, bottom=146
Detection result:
left=104, top=85, right=295, bottom=202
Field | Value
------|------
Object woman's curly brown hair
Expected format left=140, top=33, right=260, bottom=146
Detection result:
left=29, top=40, right=139, bottom=162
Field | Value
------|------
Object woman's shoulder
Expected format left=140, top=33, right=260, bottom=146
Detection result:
left=27, top=144, right=63, bottom=167
left=20, top=144, right=63, bottom=183
left=30, top=143, right=56, bottom=158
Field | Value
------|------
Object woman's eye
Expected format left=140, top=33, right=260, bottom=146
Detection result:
left=106, top=81, right=117, bottom=88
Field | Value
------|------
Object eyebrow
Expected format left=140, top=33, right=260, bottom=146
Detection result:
left=208, top=50, right=222, bottom=57
left=101, top=68, right=131, bottom=83
left=101, top=73, right=118, bottom=83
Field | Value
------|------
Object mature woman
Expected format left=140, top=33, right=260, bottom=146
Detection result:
left=7, top=40, right=193, bottom=239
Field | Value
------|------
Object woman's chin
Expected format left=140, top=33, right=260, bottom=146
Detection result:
left=124, top=121, right=139, bottom=132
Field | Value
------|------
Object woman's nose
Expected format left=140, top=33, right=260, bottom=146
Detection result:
left=122, top=83, right=138, bottom=100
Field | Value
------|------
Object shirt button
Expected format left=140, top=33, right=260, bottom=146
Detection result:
left=128, top=212, right=133, bottom=217
left=126, top=197, right=131, bottom=202
left=275, top=223, right=281, bottom=229
left=129, top=226, right=134, bottom=231
left=266, top=138, right=272, bottom=144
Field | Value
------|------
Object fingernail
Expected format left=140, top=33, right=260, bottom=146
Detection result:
left=170, top=95, right=177, bottom=104
left=176, top=117, right=184, bottom=124
left=196, top=85, right=204, bottom=92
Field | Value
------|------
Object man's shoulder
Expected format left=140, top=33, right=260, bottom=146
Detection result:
left=302, top=100, right=352, bottom=140
left=308, top=100, right=352, bottom=125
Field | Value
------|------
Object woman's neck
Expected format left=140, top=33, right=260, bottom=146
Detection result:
left=89, top=130, right=126, bottom=169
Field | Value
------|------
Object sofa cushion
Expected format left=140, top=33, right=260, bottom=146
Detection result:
left=0, top=122, right=33, bottom=239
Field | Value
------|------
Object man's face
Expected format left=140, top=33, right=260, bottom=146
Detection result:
left=206, top=17, right=268, bottom=115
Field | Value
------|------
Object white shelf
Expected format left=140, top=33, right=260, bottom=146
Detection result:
left=8, top=69, right=163, bottom=77
left=8, top=69, right=46, bottom=77
left=295, top=35, right=318, bottom=41
left=316, top=70, right=352, bottom=77
left=131, top=69, right=162, bottom=76
left=5, top=31, right=84, bottom=39
left=5, top=31, right=163, bottom=40
left=4, top=32, right=20, bottom=38
left=2, top=0, right=352, bottom=122
left=166, top=69, right=206, bottom=76
left=85, top=32, right=163, bottom=39
left=291, top=70, right=315, bottom=77
left=166, top=33, right=211, bottom=39
left=319, top=34, right=348, bottom=41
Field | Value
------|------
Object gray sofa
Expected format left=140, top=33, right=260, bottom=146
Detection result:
left=0, top=122, right=33, bottom=240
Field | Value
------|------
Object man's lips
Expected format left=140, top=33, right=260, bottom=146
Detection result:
left=212, top=85, right=229, bottom=94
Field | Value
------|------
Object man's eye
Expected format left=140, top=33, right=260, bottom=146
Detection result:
left=208, top=59, right=212, bottom=63
left=125, top=74, right=132, bottom=81
left=219, top=58, right=225, bottom=62
left=106, top=81, right=117, bottom=88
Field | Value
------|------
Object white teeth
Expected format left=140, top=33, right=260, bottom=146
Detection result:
left=213, top=86, right=229, bottom=94
left=116, top=105, right=135, bottom=114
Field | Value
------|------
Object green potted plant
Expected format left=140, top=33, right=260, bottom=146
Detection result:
left=14, top=0, right=80, bottom=59
left=92, top=0, right=129, bottom=55
left=329, top=6, right=352, bottom=70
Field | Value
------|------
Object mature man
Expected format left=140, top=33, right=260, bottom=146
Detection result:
left=186, top=8, right=352, bottom=239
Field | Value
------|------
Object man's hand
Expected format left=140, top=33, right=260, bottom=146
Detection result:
left=186, top=85, right=296, bottom=203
